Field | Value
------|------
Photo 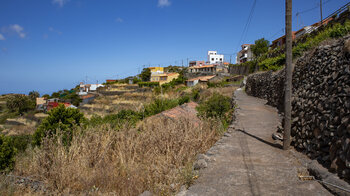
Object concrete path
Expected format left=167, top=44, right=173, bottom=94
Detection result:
left=182, top=89, right=331, bottom=196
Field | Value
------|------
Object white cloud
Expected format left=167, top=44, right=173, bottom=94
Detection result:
left=9, top=24, right=26, bottom=38
left=0, top=34, right=5, bottom=40
left=158, top=0, right=171, bottom=7
left=49, top=27, right=62, bottom=35
left=115, top=17, right=124, bottom=23
left=52, top=0, right=69, bottom=7
left=1, top=24, right=27, bottom=39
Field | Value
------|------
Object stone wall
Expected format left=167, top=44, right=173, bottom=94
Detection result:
left=228, top=65, right=250, bottom=75
left=245, top=36, right=350, bottom=181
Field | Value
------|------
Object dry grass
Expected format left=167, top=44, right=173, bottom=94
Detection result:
left=15, top=117, right=224, bottom=195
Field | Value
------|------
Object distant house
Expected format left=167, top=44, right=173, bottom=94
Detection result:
left=236, top=44, right=254, bottom=64
left=47, top=102, right=72, bottom=111
left=106, top=79, right=117, bottom=83
left=151, top=72, right=180, bottom=85
left=186, top=75, right=216, bottom=87
left=189, top=61, right=205, bottom=67
left=208, top=51, right=224, bottom=64
left=47, top=98, right=59, bottom=103
left=36, top=97, right=46, bottom=105
left=271, top=32, right=297, bottom=49
left=149, top=67, right=164, bottom=74
left=79, top=82, right=104, bottom=95
left=188, top=64, right=219, bottom=73
left=36, top=97, right=47, bottom=111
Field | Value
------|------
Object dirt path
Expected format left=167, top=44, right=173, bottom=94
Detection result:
left=181, top=89, right=331, bottom=196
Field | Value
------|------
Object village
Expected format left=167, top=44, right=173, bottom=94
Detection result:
left=34, top=15, right=334, bottom=113
left=1, top=1, right=350, bottom=194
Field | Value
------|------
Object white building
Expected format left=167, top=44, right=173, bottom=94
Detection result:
left=79, top=83, right=104, bottom=95
left=207, top=51, right=224, bottom=64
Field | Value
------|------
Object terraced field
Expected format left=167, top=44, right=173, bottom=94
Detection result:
left=80, top=84, right=154, bottom=117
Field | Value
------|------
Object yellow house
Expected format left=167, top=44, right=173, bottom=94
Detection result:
left=149, top=67, right=164, bottom=74
left=151, top=72, right=180, bottom=85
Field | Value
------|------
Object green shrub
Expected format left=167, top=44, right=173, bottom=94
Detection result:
left=259, top=54, right=285, bottom=71
left=138, top=82, right=160, bottom=88
left=32, top=104, right=86, bottom=146
left=196, top=94, right=233, bottom=128
left=144, top=99, right=179, bottom=117
left=6, top=95, right=35, bottom=115
left=133, top=77, right=142, bottom=84
left=10, top=135, right=32, bottom=153
left=329, top=22, right=350, bottom=38
left=0, top=135, right=16, bottom=171
left=88, top=114, right=104, bottom=127
left=103, top=109, right=142, bottom=127
left=197, top=94, right=232, bottom=119
left=178, top=95, right=190, bottom=105
left=191, top=88, right=200, bottom=101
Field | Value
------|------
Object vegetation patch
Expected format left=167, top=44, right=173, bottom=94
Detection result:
left=259, top=20, right=350, bottom=71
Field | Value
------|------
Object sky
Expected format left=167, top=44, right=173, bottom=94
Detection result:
left=0, top=0, right=349, bottom=95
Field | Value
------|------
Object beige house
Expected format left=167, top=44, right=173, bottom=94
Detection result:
left=36, top=97, right=46, bottom=105
left=151, top=72, right=180, bottom=85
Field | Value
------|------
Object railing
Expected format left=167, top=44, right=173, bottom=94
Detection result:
left=323, top=2, right=350, bottom=22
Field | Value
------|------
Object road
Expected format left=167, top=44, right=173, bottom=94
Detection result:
left=181, top=89, right=331, bottom=196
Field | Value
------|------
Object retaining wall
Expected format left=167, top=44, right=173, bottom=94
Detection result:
left=246, top=36, right=350, bottom=181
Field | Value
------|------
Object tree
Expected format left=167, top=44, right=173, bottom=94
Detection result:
left=51, top=92, right=60, bottom=98
left=139, top=68, right=151, bottom=82
left=6, top=95, right=35, bottom=114
left=32, top=104, right=86, bottom=146
left=251, top=38, right=270, bottom=58
left=28, top=91, right=40, bottom=100
left=42, top=94, right=50, bottom=99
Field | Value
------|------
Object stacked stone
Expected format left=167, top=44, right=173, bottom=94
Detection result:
left=245, top=37, right=350, bottom=181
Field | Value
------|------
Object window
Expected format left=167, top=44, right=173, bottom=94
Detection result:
left=211, top=58, right=214, bottom=61
left=220, top=58, right=222, bottom=61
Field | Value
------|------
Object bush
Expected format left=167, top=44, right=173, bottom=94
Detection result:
left=144, top=99, right=179, bottom=117
left=259, top=54, right=285, bottom=71
left=6, top=95, right=35, bottom=115
left=178, top=95, right=190, bottom=105
left=138, top=82, right=160, bottom=88
left=10, top=135, right=32, bottom=153
left=191, top=88, right=200, bottom=102
left=197, top=94, right=232, bottom=119
left=0, top=135, right=16, bottom=171
left=32, top=104, right=86, bottom=146
left=329, top=22, right=350, bottom=38
left=103, top=109, right=142, bottom=128
left=196, top=94, right=233, bottom=128
left=133, top=77, right=142, bottom=84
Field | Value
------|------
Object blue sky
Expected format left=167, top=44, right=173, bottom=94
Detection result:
left=0, top=0, right=348, bottom=95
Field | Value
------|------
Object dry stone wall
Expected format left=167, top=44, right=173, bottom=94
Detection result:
left=245, top=36, right=350, bottom=181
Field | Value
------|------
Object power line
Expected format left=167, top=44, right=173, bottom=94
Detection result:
left=236, top=0, right=257, bottom=52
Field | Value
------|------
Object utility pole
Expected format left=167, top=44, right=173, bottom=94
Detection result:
left=284, top=0, right=292, bottom=150
left=320, top=0, right=323, bottom=25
